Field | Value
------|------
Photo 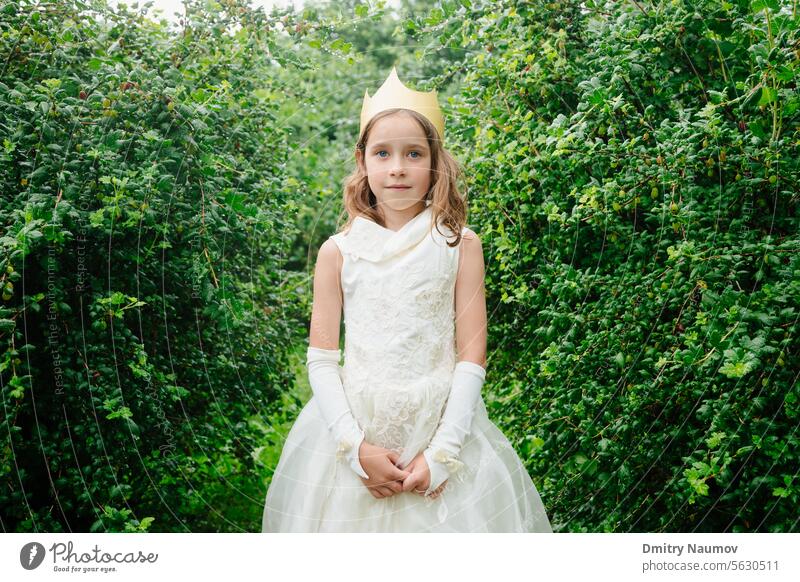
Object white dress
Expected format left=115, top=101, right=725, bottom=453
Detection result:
left=261, top=205, right=553, bottom=532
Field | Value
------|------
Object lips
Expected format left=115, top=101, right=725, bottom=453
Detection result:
left=387, top=185, right=411, bottom=189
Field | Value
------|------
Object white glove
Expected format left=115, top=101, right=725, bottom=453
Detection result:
left=422, top=360, right=487, bottom=495
left=306, top=346, right=369, bottom=479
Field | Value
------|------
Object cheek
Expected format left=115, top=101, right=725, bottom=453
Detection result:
left=415, top=166, right=432, bottom=183
left=364, top=159, right=385, bottom=174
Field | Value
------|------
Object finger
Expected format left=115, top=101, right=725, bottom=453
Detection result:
left=391, top=467, right=411, bottom=481
left=387, top=451, right=399, bottom=464
left=402, top=473, right=420, bottom=492
left=379, top=476, right=402, bottom=488
left=378, top=486, right=395, bottom=497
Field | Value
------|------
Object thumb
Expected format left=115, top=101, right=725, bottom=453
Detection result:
left=391, top=465, right=411, bottom=482
left=401, top=471, right=420, bottom=492
left=387, top=451, right=400, bottom=465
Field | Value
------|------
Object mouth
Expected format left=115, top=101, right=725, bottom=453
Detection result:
left=387, top=186, right=411, bottom=189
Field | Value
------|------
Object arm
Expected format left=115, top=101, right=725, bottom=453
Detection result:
left=307, top=238, right=368, bottom=479
left=309, top=238, right=344, bottom=351
left=453, top=228, right=488, bottom=368
left=422, top=229, right=488, bottom=494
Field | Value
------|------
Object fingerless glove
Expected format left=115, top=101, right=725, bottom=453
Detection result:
left=422, top=360, right=487, bottom=495
left=306, top=346, right=369, bottom=479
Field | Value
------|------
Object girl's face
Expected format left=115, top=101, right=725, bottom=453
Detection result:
left=358, top=113, right=432, bottom=213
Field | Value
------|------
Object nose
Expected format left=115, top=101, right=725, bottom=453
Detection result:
left=389, top=163, right=405, bottom=176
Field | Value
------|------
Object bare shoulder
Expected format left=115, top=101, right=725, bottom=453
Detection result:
left=314, top=237, right=344, bottom=282
left=318, top=237, right=342, bottom=262
left=458, top=227, right=484, bottom=273
left=460, top=227, right=483, bottom=257
left=461, top=227, right=481, bottom=244
left=319, top=237, right=339, bottom=257
left=313, top=238, right=344, bottom=304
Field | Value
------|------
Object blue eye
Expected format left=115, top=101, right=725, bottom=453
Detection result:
left=375, top=150, right=423, bottom=159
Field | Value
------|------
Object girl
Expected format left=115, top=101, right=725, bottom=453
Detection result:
left=262, top=68, right=553, bottom=532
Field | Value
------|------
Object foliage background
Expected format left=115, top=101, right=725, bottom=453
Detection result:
left=1, top=0, right=797, bottom=532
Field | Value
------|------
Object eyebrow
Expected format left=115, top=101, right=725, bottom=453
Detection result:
left=370, top=142, right=429, bottom=150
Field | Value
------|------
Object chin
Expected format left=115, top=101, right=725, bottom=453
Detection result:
left=385, top=195, right=424, bottom=207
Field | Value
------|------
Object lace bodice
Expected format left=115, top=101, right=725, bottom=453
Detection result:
left=330, top=205, right=466, bottom=468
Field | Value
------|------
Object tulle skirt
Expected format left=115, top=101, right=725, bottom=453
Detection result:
left=261, top=393, right=553, bottom=533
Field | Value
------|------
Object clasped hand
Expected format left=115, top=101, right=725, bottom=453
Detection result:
left=358, top=441, right=447, bottom=500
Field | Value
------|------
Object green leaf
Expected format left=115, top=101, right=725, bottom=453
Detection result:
left=757, top=86, right=776, bottom=106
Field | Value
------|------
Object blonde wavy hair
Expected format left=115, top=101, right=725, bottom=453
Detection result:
left=336, top=108, right=467, bottom=248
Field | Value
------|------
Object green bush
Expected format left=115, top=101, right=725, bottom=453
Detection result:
left=0, top=0, right=304, bottom=532
left=409, top=0, right=799, bottom=531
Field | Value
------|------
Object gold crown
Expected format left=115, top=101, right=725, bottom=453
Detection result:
left=360, top=66, right=445, bottom=141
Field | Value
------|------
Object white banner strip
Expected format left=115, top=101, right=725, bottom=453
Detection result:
left=2, top=533, right=797, bottom=581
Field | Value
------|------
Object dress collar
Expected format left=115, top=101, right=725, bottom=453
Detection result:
left=338, top=205, right=435, bottom=262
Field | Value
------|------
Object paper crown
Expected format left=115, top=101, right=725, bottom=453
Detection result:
left=360, top=66, right=445, bottom=141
